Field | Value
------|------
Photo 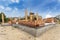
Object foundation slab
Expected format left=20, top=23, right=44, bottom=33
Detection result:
left=12, top=24, right=56, bottom=37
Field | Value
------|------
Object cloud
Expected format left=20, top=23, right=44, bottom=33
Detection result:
left=57, top=0, right=60, bottom=2
left=11, top=0, right=20, bottom=3
left=45, top=14, right=52, bottom=18
left=0, top=5, right=5, bottom=9
left=0, top=5, right=20, bottom=17
left=0, top=0, right=20, bottom=7
left=5, top=7, right=12, bottom=11
left=0, top=0, right=59, bottom=17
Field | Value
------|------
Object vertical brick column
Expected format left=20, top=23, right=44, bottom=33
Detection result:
left=2, top=14, right=4, bottom=24
left=36, top=13, right=38, bottom=21
left=30, top=15, right=33, bottom=21
left=25, top=9, right=28, bottom=21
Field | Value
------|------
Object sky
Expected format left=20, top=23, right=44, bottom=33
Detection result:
left=0, top=0, right=60, bottom=18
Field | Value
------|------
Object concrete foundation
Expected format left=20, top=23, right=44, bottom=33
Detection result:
left=12, top=24, right=56, bottom=37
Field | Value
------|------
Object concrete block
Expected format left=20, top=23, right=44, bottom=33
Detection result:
left=12, top=24, right=56, bottom=37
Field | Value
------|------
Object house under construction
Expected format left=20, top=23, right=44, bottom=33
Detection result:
left=1, top=9, right=56, bottom=28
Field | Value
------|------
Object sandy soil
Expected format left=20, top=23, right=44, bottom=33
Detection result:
left=36, top=24, right=60, bottom=40
left=0, top=24, right=60, bottom=40
left=0, top=25, right=35, bottom=40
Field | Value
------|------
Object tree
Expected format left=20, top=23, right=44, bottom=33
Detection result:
left=0, top=12, right=6, bottom=22
left=0, top=12, right=9, bottom=23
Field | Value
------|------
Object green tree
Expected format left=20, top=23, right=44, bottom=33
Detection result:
left=0, top=12, right=6, bottom=22
left=0, top=12, right=9, bottom=23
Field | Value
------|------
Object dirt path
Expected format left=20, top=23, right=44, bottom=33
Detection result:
left=0, top=26, right=35, bottom=40
left=36, top=24, right=60, bottom=40
left=0, top=24, right=60, bottom=40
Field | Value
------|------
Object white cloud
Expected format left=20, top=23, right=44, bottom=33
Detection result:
left=0, top=5, right=20, bottom=17
left=14, top=8, right=18, bottom=11
left=4, top=7, right=21, bottom=17
left=0, top=0, right=20, bottom=6
left=56, top=0, right=60, bottom=3
left=45, top=14, right=52, bottom=18
left=5, top=7, right=12, bottom=11
left=58, top=0, right=60, bottom=2
left=16, top=0, right=19, bottom=3
left=45, top=11, right=53, bottom=18
left=0, top=5, right=5, bottom=9
left=11, top=0, right=19, bottom=3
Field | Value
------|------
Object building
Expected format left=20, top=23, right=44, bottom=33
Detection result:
left=44, top=14, right=56, bottom=25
